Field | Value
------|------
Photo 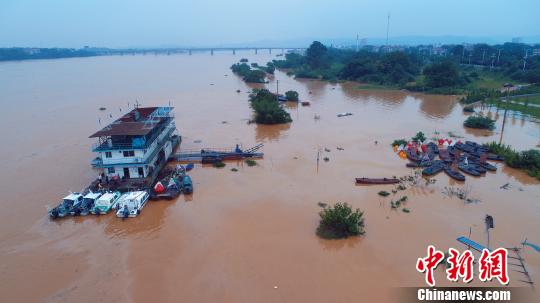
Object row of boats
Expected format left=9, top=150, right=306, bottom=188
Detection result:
left=48, top=190, right=148, bottom=219
left=406, top=141, right=501, bottom=181
left=48, top=166, right=194, bottom=219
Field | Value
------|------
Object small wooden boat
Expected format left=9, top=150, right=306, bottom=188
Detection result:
left=444, top=166, right=465, bottom=181
left=486, top=154, right=504, bottom=161
left=337, top=112, right=353, bottom=117
left=301, top=101, right=311, bottom=106
left=406, top=150, right=422, bottom=162
left=355, top=177, right=400, bottom=185
left=439, top=149, right=452, bottom=163
left=458, top=163, right=481, bottom=176
left=422, top=161, right=445, bottom=176
left=185, top=163, right=194, bottom=171
left=469, top=163, right=486, bottom=174
left=426, top=142, right=439, bottom=154
left=475, top=161, right=497, bottom=171
left=182, top=175, right=193, bottom=194
left=406, top=161, right=433, bottom=168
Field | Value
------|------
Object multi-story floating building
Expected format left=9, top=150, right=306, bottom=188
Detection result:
left=90, top=106, right=180, bottom=185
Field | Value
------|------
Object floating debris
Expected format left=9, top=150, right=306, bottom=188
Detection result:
left=230, top=168, right=238, bottom=172
left=337, top=112, right=353, bottom=117
left=99, top=107, right=106, bottom=111
left=402, top=208, right=410, bottom=213
left=336, top=147, right=344, bottom=151
left=317, top=202, right=328, bottom=208
left=323, top=157, right=329, bottom=162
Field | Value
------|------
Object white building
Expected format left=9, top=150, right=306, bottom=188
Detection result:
left=90, top=106, right=179, bottom=180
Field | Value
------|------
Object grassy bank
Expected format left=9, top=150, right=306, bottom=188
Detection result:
left=483, top=142, right=540, bottom=180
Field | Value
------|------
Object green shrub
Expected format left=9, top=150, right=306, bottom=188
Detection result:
left=245, top=159, right=257, bottom=166
left=213, top=161, right=226, bottom=168
left=317, top=202, right=365, bottom=239
left=464, top=116, right=495, bottom=130
left=412, top=131, right=426, bottom=143
left=483, top=142, right=540, bottom=180
left=378, top=191, right=390, bottom=197
left=230, top=168, right=238, bottom=172
left=285, top=90, right=299, bottom=101
left=392, top=139, right=408, bottom=147
left=463, top=106, right=474, bottom=113
left=249, top=89, right=292, bottom=124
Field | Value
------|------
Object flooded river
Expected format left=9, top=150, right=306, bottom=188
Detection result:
left=0, top=52, right=539, bottom=302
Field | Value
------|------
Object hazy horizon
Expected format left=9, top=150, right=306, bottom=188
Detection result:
left=1, top=0, right=539, bottom=48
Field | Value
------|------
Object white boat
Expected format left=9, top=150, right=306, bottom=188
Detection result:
left=91, top=191, right=121, bottom=215
left=116, top=191, right=149, bottom=218
left=77, top=192, right=102, bottom=216
left=48, top=193, right=84, bottom=219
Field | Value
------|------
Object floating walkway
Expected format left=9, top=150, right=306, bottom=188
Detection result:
left=171, top=144, right=263, bottom=163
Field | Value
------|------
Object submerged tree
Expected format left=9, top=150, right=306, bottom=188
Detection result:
left=317, top=202, right=365, bottom=239
left=285, top=90, right=299, bottom=101
left=249, top=89, right=292, bottom=124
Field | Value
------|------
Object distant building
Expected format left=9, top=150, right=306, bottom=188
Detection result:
left=511, top=37, right=523, bottom=43
left=90, top=106, right=179, bottom=180
left=532, top=48, right=540, bottom=56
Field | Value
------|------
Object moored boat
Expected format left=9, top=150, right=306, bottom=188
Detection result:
left=116, top=191, right=149, bottom=218
left=91, top=191, right=121, bottom=215
left=444, top=166, right=466, bottom=181
left=72, top=192, right=102, bottom=216
left=182, top=175, right=193, bottom=194
left=406, top=161, right=433, bottom=168
left=422, top=161, right=445, bottom=176
left=458, top=163, right=481, bottom=176
left=48, top=193, right=84, bottom=219
left=355, top=177, right=400, bottom=185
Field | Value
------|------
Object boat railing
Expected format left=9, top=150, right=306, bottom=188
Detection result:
left=92, top=120, right=175, bottom=151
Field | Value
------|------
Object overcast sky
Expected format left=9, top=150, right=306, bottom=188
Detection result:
left=0, top=0, right=538, bottom=48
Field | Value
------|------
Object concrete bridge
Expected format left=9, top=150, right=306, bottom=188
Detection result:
left=110, top=47, right=306, bottom=56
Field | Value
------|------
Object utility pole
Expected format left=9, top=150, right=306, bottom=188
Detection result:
left=490, top=54, right=495, bottom=71
left=468, top=53, right=472, bottom=65
left=461, top=45, right=465, bottom=63
left=356, top=34, right=359, bottom=52
left=522, top=50, right=528, bottom=71
left=482, top=50, right=486, bottom=65
left=499, top=90, right=510, bottom=145
left=497, top=49, right=501, bottom=65
left=276, top=80, right=279, bottom=102
left=385, top=13, right=390, bottom=50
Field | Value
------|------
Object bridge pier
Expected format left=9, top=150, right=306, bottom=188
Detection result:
left=255, top=48, right=258, bottom=54
left=233, top=49, right=236, bottom=55
left=211, top=49, right=214, bottom=56
left=188, top=49, right=192, bottom=55
left=281, top=48, right=284, bottom=54
left=268, top=48, right=271, bottom=54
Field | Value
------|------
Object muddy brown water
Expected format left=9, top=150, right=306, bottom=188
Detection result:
left=0, top=52, right=539, bottom=302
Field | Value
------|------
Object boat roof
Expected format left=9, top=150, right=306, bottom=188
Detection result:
left=97, top=192, right=119, bottom=201
left=120, top=191, right=147, bottom=200
left=89, top=107, right=173, bottom=138
left=84, top=192, right=102, bottom=199
left=63, top=193, right=82, bottom=200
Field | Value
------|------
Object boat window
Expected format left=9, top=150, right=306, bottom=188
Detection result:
left=123, top=150, right=135, bottom=157
left=105, top=151, right=112, bottom=158
left=108, top=167, right=115, bottom=174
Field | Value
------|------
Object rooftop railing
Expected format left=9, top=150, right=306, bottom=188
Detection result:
left=92, top=120, right=175, bottom=152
